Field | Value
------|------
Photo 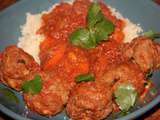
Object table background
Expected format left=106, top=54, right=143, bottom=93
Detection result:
left=0, top=0, right=159, bottom=120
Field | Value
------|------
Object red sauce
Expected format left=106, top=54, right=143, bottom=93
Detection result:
left=88, top=41, right=126, bottom=79
left=154, top=0, right=160, bottom=5
left=38, top=0, right=125, bottom=85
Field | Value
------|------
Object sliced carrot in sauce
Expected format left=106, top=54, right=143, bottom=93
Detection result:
left=43, top=43, right=67, bottom=71
left=40, top=38, right=55, bottom=52
left=63, top=47, right=89, bottom=77
left=78, top=62, right=89, bottom=75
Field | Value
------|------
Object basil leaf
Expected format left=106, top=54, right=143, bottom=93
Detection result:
left=87, top=3, right=103, bottom=29
left=75, top=73, right=95, bottom=83
left=144, top=30, right=160, bottom=39
left=70, top=28, right=96, bottom=49
left=69, top=2, right=115, bottom=49
left=114, top=84, right=137, bottom=112
left=0, top=88, right=19, bottom=103
left=95, top=19, right=114, bottom=42
left=145, top=71, right=153, bottom=80
left=22, top=75, right=42, bottom=95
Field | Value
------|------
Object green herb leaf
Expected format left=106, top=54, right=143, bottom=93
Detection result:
left=114, top=84, right=138, bottom=112
left=69, top=2, right=115, bottom=49
left=144, top=30, right=160, bottom=39
left=0, top=88, right=19, bottom=103
left=118, top=111, right=128, bottom=117
left=95, top=19, right=114, bottom=42
left=145, top=71, right=153, bottom=80
left=70, top=28, right=96, bottom=49
left=87, top=3, right=103, bottom=29
left=22, top=75, right=42, bottom=95
left=75, top=73, right=95, bottom=83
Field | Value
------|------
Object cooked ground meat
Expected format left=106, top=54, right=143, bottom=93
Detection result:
left=88, top=41, right=126, bottom=79
left=66, top=82, right=113, bottom=120
left=100, top=62, right=145, bottom=95
left=121, top=37, right=160, bottom=73
left=24, top=92, right=63, bottom=116
left=0, top=45, right=40, bottom=90
left=24, top=73, right=71, bottom=116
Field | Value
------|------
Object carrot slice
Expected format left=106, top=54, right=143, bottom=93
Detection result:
left=63, top=48, right=89, bottom=77
left=78, top=62, right=89, bottom=74
left=43, top=43, right=67, bottom=70
left=40, top=38, right=55, bottom=52
left=111, top=29, right=124, bottom=44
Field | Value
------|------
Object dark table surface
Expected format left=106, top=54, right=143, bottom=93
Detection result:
left=0, top=0, right=160, bottom=120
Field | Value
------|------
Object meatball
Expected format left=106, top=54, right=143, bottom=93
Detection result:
left=24, top=73, right=71, bottom=116
left=100, top=62, right=145, bottom=95
left=66, top=82, right=113, bottom=120
left=121, top=37, right=160, bottom=73
left=0, top=45, right=40, bottom=90
left=24, top=92, right=63, bottom=116
left=89, top=41, right=126, bottom=79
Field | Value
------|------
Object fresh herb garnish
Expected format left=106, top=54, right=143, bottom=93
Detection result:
left=70, top=2, right=115, bottom=49
left=144, top=30, right=160, bottom=39
left=0, top=88, right=19, bottom=103
left=22, top=75, right=42, bottom=95
left=94, top=19, right=114, bottom=42
left=70, top=28, right=96, bottom=49
left=145, top=71, right=153, bottom=80
left=114, top=84, right=138, bottom=112
left=87, top=3, right=103, bottom=29
left=118, top=111, right=128, bottom=117
left=75, top=73, right=95, bottom=83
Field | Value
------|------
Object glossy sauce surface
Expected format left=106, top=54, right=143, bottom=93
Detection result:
left=39, top=0, right=125, bottom=82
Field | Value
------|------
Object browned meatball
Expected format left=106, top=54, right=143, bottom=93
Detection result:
left=0, top=45, right=40, bottom=90
left=66, top=82, right=113, bottom=120
left=100, top=62, right=145, bottom=95
left=24, top=92, right=63, bottom=116
left=24, top=73, right=71, bottom=116
left=121, top=37, right=160, bottom=73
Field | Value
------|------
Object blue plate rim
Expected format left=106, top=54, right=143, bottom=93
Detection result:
left=0, top=90, right=160, bottom=120
left=0, top=104, right=31, bottom=120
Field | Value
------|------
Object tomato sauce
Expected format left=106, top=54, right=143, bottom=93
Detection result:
left=38, top=0, right=125, bottom=83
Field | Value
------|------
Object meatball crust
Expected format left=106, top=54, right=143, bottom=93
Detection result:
left=121, top=37, right=160, bottom=73
left=24, top=92, right=63, bottom=116
left=66, top=82, right=113, bottom=120
left=24, top=73, right=71, bottom=116
left=0, top=45, right=40, bottom=90
left=100, top=62, right=145, bottom=95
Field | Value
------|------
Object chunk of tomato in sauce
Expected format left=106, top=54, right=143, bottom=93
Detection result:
left=38, top=0, right=125, bottom=77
